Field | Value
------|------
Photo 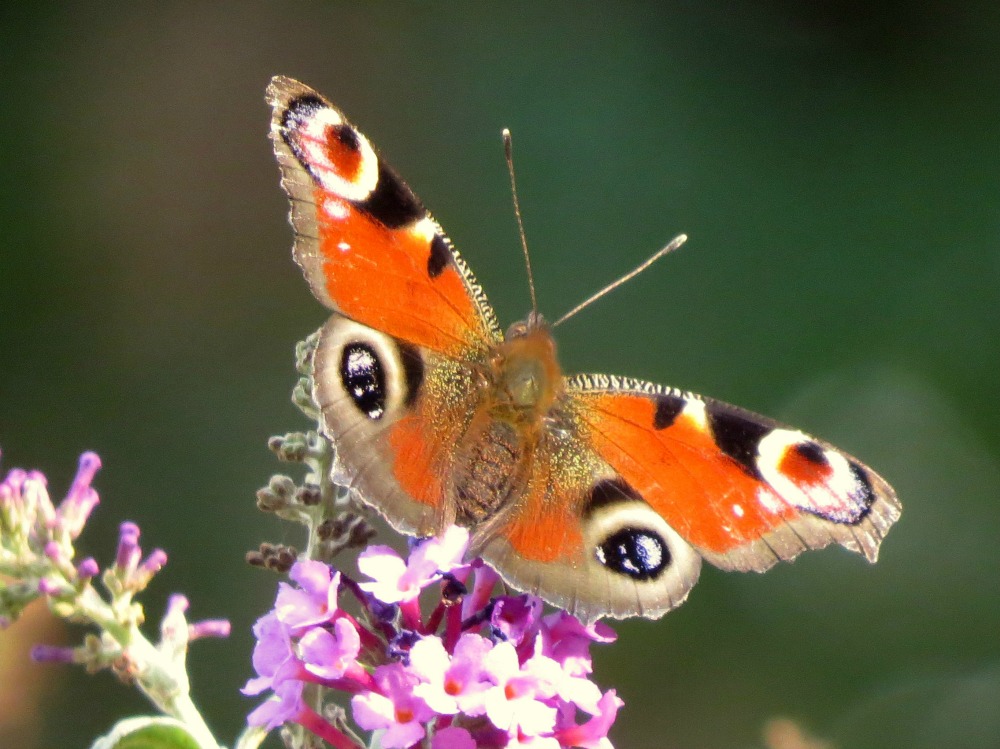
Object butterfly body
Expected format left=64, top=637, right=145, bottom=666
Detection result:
left=450, top=317, right=562, bottom=519
left=269, top=76, right=901, bottom=623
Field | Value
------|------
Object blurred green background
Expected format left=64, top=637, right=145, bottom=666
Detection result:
left=2, top=3, right=999, bottom=748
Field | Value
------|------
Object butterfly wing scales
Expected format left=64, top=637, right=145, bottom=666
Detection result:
left=268, top=77, right=499, bottom=537
left=471, top=405, right=704, bottom=623
left=567, top=374, right=900, bottom=573
left=268, top=76, right=501, bottom=358
left=312, top=314, right=485, bottom=538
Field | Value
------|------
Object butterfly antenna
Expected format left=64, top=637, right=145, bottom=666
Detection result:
left=503, top=129, right=538, bottom=314
left=552, top=233, right=688, bottom=328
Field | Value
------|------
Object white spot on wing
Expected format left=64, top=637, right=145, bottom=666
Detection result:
left=323, top=198, right=350, bottom=221
left=757, top=429, right=865, bottom=522
left=681, top=398, right=709, bottom=430
left=297, top=107, right=379, bottom=201
left=756, top=485, right=786, bottom=514
left=411, top=216, right=439, bottom=243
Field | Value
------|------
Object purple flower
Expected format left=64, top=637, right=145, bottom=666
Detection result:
left=410, top=632, right=493, bottom=716
left=245, top=523, right=623, bottom=748
left=554, top=689, right=623, bottom=749
left=299, top=618, right=361, bottom=681
left=243, top=612, right=295, bottom=697
left=246, top=675, right=305, bottom=730
left=351, top=662, right=435, bottom=749
left=462, top=564, right=500, bottom=620
left=57, top=451, right=101, bottom=538
left=275, top=559, right=340, bottom=630
left=248, top=677, right=359, bottom=749
left=432, top=725, right=477, bottom=749
left=481, top=641, right=559, bottom=738
left=188, top=618, right=231, bottom=641
left=76, top=557, right=99, bottom=580
left=109, top=521, right=167, bottom=593
left=30, top=644, right=77, bottom=664
left=357, top=525, right=470, bottom=604
left=114, top=522, right=142, bottom=572
left=491, top=594, right=543, bottom=650
left=540, top=612, right=616, bottom=679
left=0, top=451, right=101, bottom=545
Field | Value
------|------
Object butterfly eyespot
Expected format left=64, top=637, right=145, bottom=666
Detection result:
left=340, top=342, right=387, bottom=420
left=595, top=527, right=670, bottom=581
left=793, top=440, right=828, bottom=465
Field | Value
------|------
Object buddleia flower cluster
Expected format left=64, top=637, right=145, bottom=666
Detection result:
left=244, top=526, right=622, bottom=749
left=0, top=333, right=625, bottom=749
left=0, top=450, right=230, bottom=749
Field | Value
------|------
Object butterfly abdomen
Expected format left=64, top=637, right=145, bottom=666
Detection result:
left=450, top=324, right=565, bottom=525
left=453, top=418, right=526, bottom=523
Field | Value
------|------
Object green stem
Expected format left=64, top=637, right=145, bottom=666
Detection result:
left=72, top=587, right=222, bottom=749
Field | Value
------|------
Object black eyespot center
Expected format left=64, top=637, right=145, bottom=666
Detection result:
left=340, top=342, right=387, bottom=420
left=333, top=123, right=361, bottom=152
left=595, top=528, right=670, bottom=581
left=794, top=441, right=828, bottom=465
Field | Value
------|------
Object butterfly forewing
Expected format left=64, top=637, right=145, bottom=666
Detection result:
left=267, top=76, right=501, bottom=359
left=566, top=374, right=901, bottom=572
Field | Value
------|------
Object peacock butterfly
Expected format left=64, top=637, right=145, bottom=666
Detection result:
left=267, top=76, right=900, bottom=623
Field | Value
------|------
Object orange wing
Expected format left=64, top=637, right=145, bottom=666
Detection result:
left=311, top=314, right=480, bottom=539
left=269, top=78, right=500, bottom=540
left=470, top=417, right=704, bottom=623
left=268, top=76, right=501, bottom=358
left=567, top=374, right=901, bottom=572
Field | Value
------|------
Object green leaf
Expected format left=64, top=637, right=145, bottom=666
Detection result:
left=89, top=716, right=213, bottom=749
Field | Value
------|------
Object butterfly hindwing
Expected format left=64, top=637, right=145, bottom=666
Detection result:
left=470, top=414, right=704, bottom=623
left=566, top=374, right=901, bottom=573
left=312, top=313, right=484, bottom=536
left=268, top=76, right=501, bottom=358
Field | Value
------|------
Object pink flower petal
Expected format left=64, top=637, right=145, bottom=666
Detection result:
left=299, top=618, right=361, bottom=680
left=554, top=689, right=624, bottom=749
left=431, top=726, right=476, bottom=749
left=275, top=561, right=340, bottom=629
